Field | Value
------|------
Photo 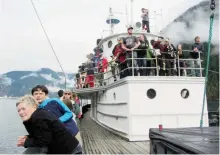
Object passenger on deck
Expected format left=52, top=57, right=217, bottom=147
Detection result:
left=62, top=98, right=82, bottom=146
left=141, top=8, right=150, bottom=33
left=85, top=53, right=95, bottom=88
left=137, top=34, right=151, bottom=76
left=122, top=26, right=140, bottom=77
left=93, top=39, right=103, bottom=73
left=153, top=36, right=164, bottom=50
left=189, top=36, right=203, bottom=77
left=176, top=44, right=185, bottom=76
left=151, top=37, right=164, bottom=75
left=75, top=67, right=81, bottom=89
left=97, top=52, right=108, bottom=86
left=16, top=95, right=81, bottom=154
left=112, top=37, right=127, bottom=79
left=72, top=92, right=83, bottom=122
left=31, top=85, right=82, bottom=149
left=109, top=55, right=118, bottom=82
left=160, top=38, right=177, bottom=76
left=57, top=89, right=63, bottom=100
left=62, top=90, right=78, bottom=119
left=80, top=64, right=87, bottom=88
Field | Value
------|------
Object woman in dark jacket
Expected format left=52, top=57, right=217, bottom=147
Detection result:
left=137, top=34, right=150, bottom=76
left=16, top=95, right=82, bottom=154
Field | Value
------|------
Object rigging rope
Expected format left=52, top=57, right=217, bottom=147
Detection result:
left=30, top=0, right=67, bottom=90
left=200, top=0, right=215, bottom=127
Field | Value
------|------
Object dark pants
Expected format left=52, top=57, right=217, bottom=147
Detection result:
left=142, top=20, right=150, bottom=33
left=177, top=61, right=184, bottom=76
left=152, top=58, right=158, bottom=76
left=159, top=56, right=172, bottom=76
left=137, top=56, right=147, bottom=76
left=119, top=62, right=127, bottom=79
left=137, top=55, right=152, bottom=76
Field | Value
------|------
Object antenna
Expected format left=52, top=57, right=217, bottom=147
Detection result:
left=126, top=4, right=129, bottom=28
left=130, top=0, right=134, bottom=26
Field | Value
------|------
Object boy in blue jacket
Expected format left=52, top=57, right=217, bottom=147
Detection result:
left=31, top=85, right=79, bottom=136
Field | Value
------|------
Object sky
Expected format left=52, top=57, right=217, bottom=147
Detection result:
left=0, top=0, right=204, bottom=74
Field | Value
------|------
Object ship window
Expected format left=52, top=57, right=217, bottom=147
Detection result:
left=108, top=41, right=113, bottom=48
left=147, top=89, right=156, bottom=99
left=181, top=89, right=189, bottom=99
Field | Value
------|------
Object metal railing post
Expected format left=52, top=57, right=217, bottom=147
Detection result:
left=132, top=50, right=134, bottom=76
left=178, top=54, right=180, bottom=77
left=199, top=51, right=202, bottom=77
left=155, top=55, right=159, bottom=76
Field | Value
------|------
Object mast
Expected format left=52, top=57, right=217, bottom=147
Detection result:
left=109, top=7, right=113, bottom=34
left=126, top=4, right=129, bottom=27
left=130, top=0, right=134, bottom=27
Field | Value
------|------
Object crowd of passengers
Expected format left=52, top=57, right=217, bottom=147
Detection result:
left=75, top=26, right=204, bottom=89
left=16, top=85, right=84, bottom=154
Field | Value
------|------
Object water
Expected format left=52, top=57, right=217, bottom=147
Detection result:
left=0, top=99, right=27, bottom=153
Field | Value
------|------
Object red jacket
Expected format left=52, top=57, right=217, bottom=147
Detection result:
left=153, top=41, right=163, bottom=51
left=97, top=58, right=108, bottom=73
left=112, top=44, right=126, bottom=63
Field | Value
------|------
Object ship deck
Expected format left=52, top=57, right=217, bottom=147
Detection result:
left=80, top=110, right=150, bottom=154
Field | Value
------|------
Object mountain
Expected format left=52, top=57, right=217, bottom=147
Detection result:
left=161, top=0, right=219, bottom=47
left=0, top=68, right=75, bottom=97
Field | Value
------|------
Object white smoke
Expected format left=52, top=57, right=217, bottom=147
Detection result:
left=162, top=1, right=219, bottom=48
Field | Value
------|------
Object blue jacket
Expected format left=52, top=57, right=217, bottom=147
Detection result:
left=38, top=98, right=79, bottom=136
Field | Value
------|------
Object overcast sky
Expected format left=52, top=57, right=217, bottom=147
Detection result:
left=0, top=0, right=203, bottom=74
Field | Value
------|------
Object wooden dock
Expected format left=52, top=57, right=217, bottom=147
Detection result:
left=80, top=110, right=150, bottom=154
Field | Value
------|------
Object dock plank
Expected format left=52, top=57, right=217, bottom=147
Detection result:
left=80, top=111, right=150, bottom=154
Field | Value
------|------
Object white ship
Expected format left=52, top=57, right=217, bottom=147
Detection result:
left=72, top=0, right=209, bottom=141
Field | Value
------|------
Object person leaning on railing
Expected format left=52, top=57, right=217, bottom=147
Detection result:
left=121, top=26, right=141, bottom=77
left=109, top=55, right=118, bottom=81
left=137, top=34, right=152, bottom=76
left=111, top=37, right=127, bottom=79
left=176, top=44, right=185, bottom=76
left=96, top=52, right=108, bottom=86
left=159, top=38, right=177, bottom=76
left=189, top=36, right=204, bottom=77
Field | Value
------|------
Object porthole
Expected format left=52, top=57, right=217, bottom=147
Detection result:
left=181, top=89, right=189, bottom=99
left=146, top=89, right=156, bottom=99
left=108, top=41, right=113, bottom=48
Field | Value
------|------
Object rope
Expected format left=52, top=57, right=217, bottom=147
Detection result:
left=209, top=70, right=219, bottom=74
left=200, top=0, right=215, bottom=127
left=30, top=0, right=67, bottom=89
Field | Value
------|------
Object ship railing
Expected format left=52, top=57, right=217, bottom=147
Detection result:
left=74, top=49, right=204, bottom=89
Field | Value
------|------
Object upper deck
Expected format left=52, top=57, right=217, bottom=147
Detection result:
left=73, top=32, right=204, bottom=94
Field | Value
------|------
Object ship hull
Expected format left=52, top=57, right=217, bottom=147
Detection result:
left=88, top=76, right=209, bottom=141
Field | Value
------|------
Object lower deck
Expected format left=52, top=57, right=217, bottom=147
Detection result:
left=80, top=110, right=150, bottom=154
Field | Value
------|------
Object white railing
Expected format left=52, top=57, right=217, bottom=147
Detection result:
left=74, top=49, right=204, bottom=89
